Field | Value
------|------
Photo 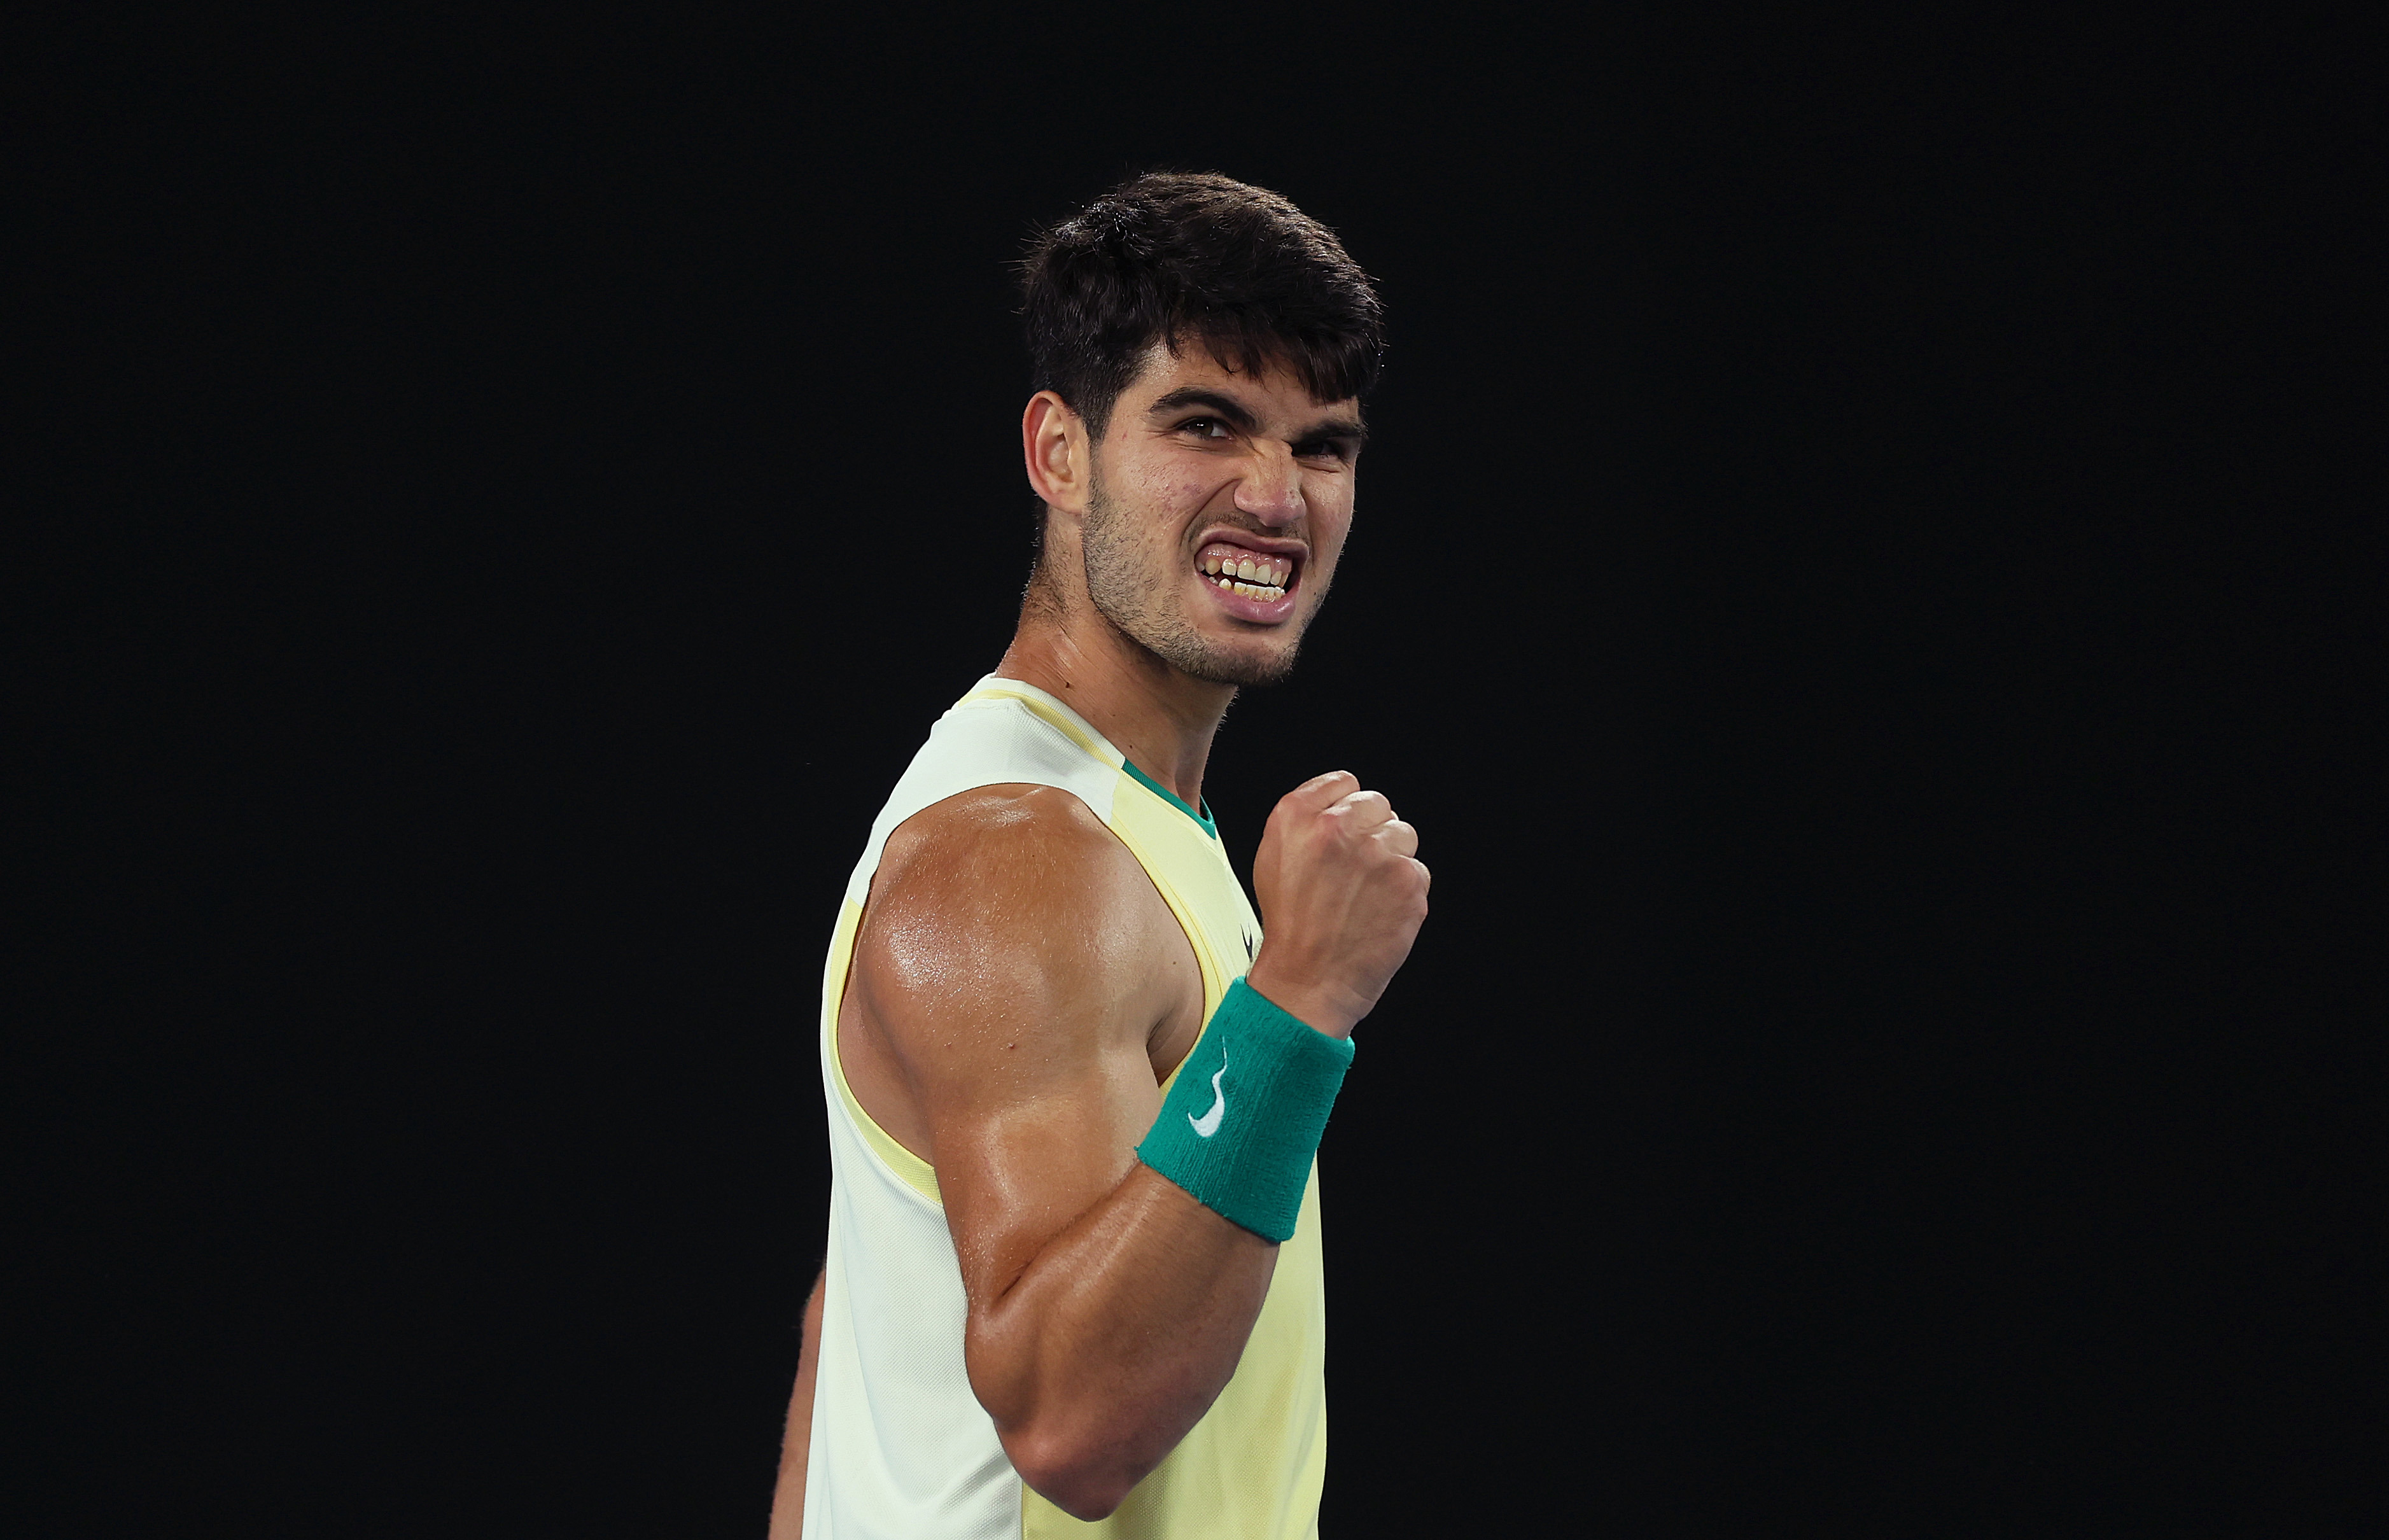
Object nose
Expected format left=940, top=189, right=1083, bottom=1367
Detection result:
left=1233, top=442, right=1306, bottom=527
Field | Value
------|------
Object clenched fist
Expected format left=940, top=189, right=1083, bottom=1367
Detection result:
left=1243, top=771, right=1430, bottom=1039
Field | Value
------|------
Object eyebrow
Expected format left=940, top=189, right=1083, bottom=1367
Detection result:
left=1145, top=387, right=1369, bottom=449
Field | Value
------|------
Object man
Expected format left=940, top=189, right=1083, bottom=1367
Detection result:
left=769, top=171, right=1428, bottom=1537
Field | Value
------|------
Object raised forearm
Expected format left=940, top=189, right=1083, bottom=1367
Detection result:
left=966, top=1163, right=1277, bottom=1520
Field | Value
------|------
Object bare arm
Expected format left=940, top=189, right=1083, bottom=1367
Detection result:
left=765, top=1267, right=825, bottom=1539
left=847, top=787, right=1266, bottom=1518
left=845, top=774, right=1425, bottom=1519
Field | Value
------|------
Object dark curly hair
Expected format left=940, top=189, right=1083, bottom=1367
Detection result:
left=1019, top=171, right=1385, bottom=447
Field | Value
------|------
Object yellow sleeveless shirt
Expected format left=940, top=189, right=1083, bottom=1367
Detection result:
left=803, top=676, right=1326, bottom=1539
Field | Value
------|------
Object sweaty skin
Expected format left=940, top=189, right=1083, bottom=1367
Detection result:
left=768, top=344, right=1428, bottom=1527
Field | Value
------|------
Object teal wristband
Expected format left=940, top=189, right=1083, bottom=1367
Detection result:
left=1137, top=977, right=1356, bottom=1243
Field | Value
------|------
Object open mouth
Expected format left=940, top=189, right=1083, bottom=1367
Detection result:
left=1196, top=541, right=1298, bottom=604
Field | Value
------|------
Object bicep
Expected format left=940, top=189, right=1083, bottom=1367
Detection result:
left=850, top=794, right=1184, bottom=1303
left=927, top=1018, right=1163, bottom=1299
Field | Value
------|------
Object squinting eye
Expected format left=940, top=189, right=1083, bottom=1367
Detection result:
left=1183, top=419, right=1230, bottom=439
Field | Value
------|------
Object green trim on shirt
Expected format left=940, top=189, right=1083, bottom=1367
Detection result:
left=1123, top=759, right=1219, bottom=840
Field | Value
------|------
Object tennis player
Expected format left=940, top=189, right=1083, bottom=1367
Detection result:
left=770, top=171, right=1427, bottom=1538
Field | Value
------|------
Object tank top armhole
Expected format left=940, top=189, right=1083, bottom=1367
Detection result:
left=823, top=896, right=942, bottom=1206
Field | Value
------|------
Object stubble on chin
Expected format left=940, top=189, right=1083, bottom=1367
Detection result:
left=1079, top=482, right=1308, bottom=689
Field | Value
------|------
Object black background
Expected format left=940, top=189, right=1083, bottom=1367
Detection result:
left=19, top=8, right=2378, bottom=1536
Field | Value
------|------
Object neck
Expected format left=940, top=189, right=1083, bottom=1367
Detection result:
left=996, top=583, right=1234, bottom=813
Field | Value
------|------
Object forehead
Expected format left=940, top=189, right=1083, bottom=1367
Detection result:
left=1116, top=339, right=1359, bottom=421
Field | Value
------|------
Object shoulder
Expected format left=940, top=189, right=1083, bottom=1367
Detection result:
left=860, top=783, right=1165, bottom=996
left=877, top=783, right=1135, bottom=906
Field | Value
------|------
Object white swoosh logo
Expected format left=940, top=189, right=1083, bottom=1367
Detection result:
left=1188, top=1046, right=1229, bottom=1138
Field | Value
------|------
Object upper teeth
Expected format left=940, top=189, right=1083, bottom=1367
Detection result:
left=1200, top=552, right=1292, bottom=587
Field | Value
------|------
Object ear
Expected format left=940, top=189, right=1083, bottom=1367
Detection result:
left=1022, top=391, right=1091, bottom=516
